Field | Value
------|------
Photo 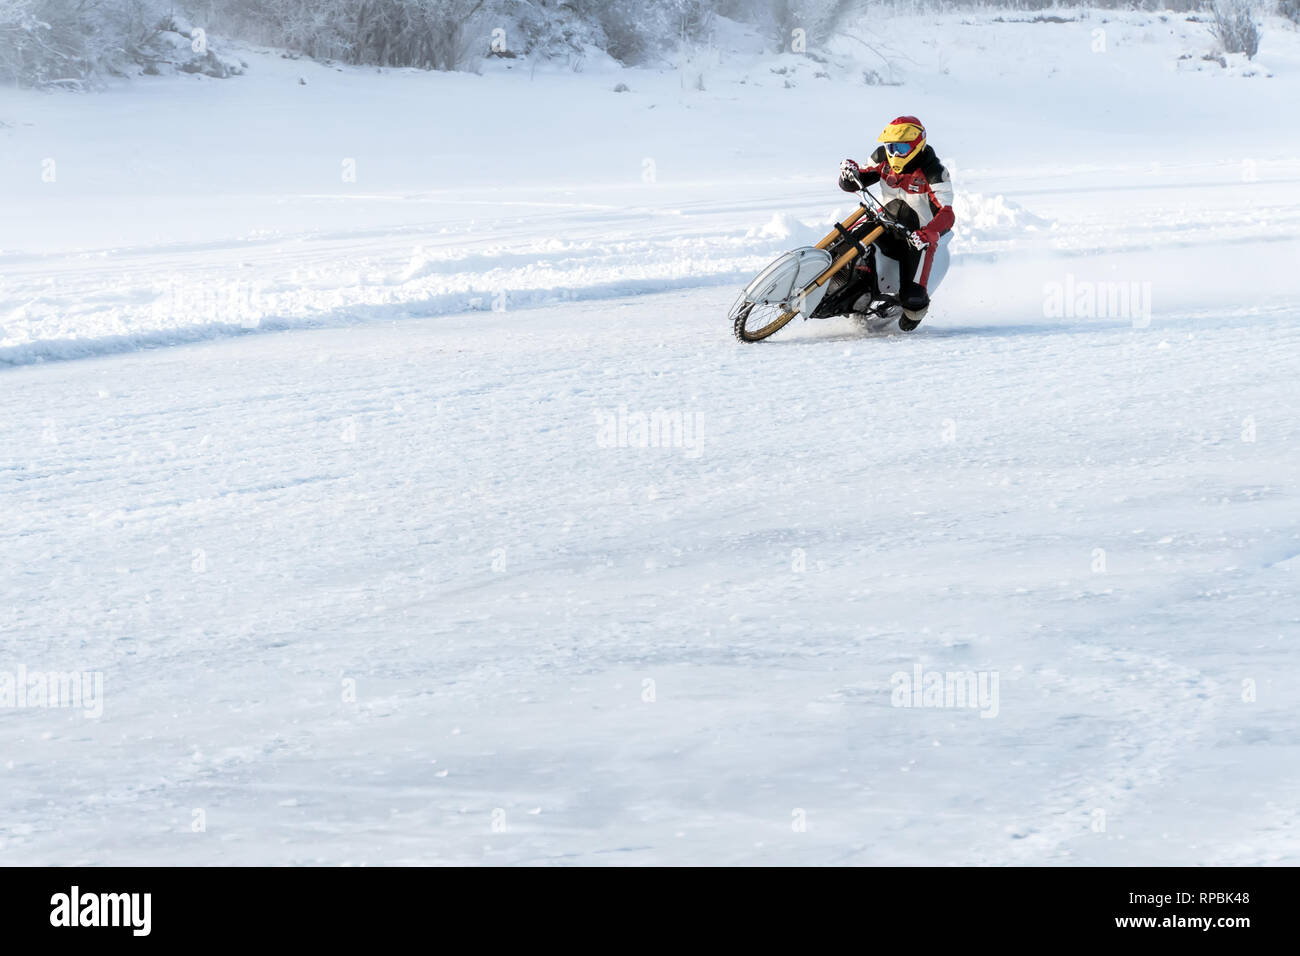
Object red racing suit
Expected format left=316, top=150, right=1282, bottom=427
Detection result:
left=842, top=144, right=955, bottom=290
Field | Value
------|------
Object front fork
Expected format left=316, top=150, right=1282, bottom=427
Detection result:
left=814, top=203, right=873, bottom=250
left=780, top=205, right=883, bottom=322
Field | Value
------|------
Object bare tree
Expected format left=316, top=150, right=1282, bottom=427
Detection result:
left=1210, top=0, right=1261, bottom=59
left=351, top=0, right=486, bottom=70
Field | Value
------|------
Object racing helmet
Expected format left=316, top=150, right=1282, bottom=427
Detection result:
left=877, top=116, right=926, bottom=174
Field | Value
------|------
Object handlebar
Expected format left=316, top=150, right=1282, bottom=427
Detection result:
left=856, top=187, right=910, bottom=235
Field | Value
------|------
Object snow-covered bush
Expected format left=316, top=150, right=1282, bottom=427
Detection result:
left=0, top=0, right=244, bottom=88
left=743, top=0, right=856, bottom=53
left=1210, top=0, right=1262, bottom=57
left=510, top=1, right=602, bottom=59
left=206, top=0, right=487, bottom=67
left=510, top=0, right=715, bottom=65
left=210, top=0, right=356, bottom=61
left=1278, top=0, right=1300, bottom=25
left=0, top=0, right=150, bottom=87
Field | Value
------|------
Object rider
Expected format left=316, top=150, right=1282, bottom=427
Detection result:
left=838, top=116, right=955, bottom=330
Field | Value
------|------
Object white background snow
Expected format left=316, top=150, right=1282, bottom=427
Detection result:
left=2, top=8, right=1299, bottom=864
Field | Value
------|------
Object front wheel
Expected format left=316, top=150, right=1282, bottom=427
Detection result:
left=730, top=295, right=798, bottom=343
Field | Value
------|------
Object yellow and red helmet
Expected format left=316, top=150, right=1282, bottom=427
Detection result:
left=877, top=116, right=926, bottom=173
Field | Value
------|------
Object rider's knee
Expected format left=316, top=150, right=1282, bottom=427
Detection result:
left=900, top=282, right=930, bottom=311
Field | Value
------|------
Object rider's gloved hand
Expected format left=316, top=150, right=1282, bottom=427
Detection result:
left=908, top=227, right=938, bottom=251
left=838, top=159, right=862, bottom=192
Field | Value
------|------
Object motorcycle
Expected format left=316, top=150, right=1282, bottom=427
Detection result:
left=730, top=188, right=917, bottom=343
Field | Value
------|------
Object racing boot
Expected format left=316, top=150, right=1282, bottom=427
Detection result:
left=899, top=280, right=930, bottom=331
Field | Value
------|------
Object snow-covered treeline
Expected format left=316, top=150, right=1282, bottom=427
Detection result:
left=193, top=0, right=852, bottom=69
left=0, top=0, right=1285, bottom=87
left=199, top=0, right=1281, bottom=71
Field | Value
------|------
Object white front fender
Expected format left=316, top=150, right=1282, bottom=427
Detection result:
left=743, top=247, right=833, bottom=316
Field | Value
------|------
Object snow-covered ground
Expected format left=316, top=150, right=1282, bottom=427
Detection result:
left=1, top=10, right=1299, bottom=864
